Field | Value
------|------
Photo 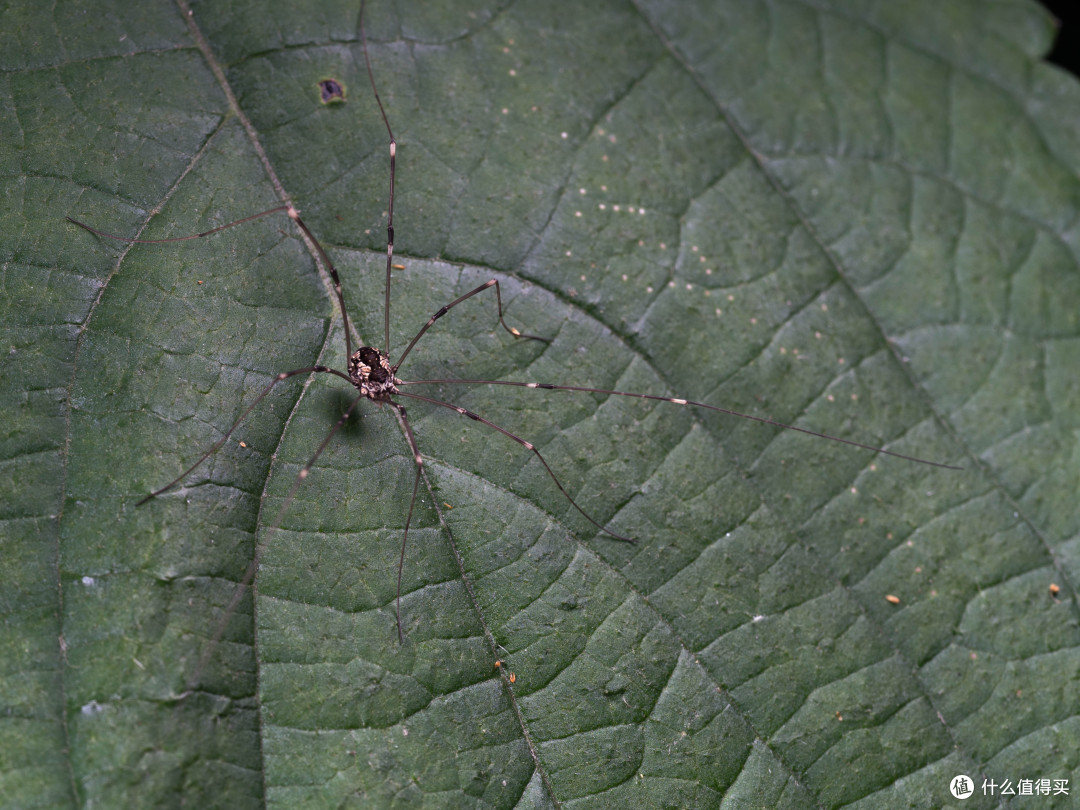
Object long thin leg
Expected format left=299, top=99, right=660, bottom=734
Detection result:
left=285, top=208, right=356, bottom=361
left=359, top=0, right=397, bottom=355
left=393, top=279, right=550, bottom=374
left=66, top=207, right=290, bottom=244
left=398, top=378, right=962, bottom=470
left=387, top=400, right=424, bottom=642
left=393, top=390, right=634, bottom=542
left=138, top=365, right=352, bottom=506
left=184, top=391, right=367, bottom=695
left=359, top=0, right=415, bottom=639
left=68, top=208, right=358, bottom=361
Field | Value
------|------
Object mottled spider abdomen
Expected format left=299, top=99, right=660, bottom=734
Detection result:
left=349, top=346, right=399, bottom=399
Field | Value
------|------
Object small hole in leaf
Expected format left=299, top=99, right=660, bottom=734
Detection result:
left=318, top=79, right=346, bottom=104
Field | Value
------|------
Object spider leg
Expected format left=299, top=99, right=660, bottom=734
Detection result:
left=183, top=390, right=366, bottom=695
left=393, top=279, right=550, bottom=374
left=399, top=378, right=962, bottom=470
left=137, top=365, right=352, bottom=506
left=69, top=207, right=358, bottom=361
left=393, top=390, right=634, bottom=543
left=387, top=400, right=423, bottom=642
left=66, top=207, right=290, bottom=244
left=285, top=208, right=356, bottom=360
left=359, top=0, right=397, bottom=354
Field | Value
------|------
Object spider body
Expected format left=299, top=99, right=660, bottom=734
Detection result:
left=349, top=346, right=399, bottom=400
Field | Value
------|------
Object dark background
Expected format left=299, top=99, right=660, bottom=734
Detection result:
left=1041, top=1, right=1080, bottom=78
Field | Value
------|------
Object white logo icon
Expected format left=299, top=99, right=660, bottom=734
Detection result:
left=950, top=775, right=975, bottom=800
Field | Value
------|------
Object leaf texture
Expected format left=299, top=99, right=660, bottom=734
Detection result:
left=3, top=0, right=1079, bottom=807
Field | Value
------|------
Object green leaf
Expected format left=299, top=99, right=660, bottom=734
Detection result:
left=4, top=0, right=1079, bottom=807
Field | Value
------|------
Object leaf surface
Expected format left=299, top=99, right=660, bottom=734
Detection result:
left=3, top=0, right=1079, bottom=807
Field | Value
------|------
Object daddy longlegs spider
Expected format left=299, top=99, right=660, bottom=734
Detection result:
left=67, top=2, right=960, bottom=692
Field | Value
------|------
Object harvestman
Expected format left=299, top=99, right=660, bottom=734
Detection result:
left=67, top=5, right=960, bottom=685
